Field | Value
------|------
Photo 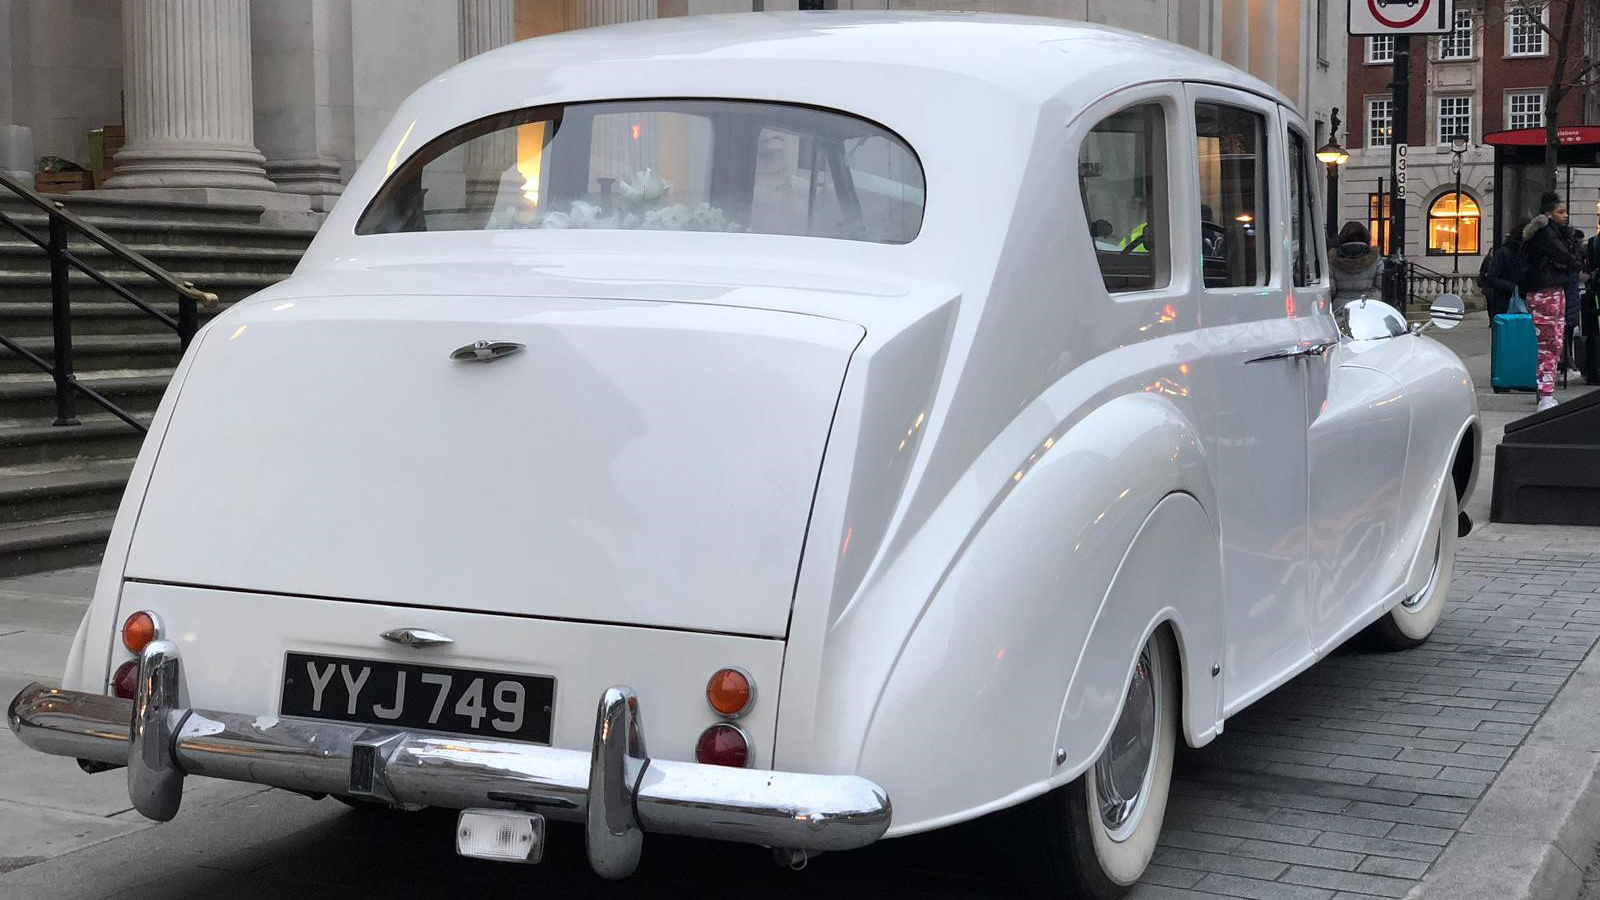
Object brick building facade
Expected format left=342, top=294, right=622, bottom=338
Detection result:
left=1338, top=2, right=1598, bottom=278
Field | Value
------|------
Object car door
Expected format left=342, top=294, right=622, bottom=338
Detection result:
left=1186, top=85, right=1314, bottom=716
left=1288, top=118, right=1411, bottom=650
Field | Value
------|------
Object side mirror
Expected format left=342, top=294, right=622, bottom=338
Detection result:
left=1423, top=293, right=1466, bottom=332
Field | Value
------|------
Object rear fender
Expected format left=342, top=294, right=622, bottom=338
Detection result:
left=854, top=392, right=1220, bottom=835
left=1050, top=491, right=1223, bottom=789
left=61, top=322, right=218, bottom=694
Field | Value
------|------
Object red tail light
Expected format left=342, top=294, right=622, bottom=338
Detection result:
left=694, top=723, right=752, bottom=768
left=112, top=660, right=139, bottom=699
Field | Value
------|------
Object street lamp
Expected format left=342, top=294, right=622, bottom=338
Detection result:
left=1448, top=135, right=1469, bottom=274
left=1316, top=108, right=1351, bottom=248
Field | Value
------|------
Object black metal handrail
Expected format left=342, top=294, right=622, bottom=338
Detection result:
left=1403, top=260, right=1475, bottom=314
left=0, top=169, right=218, bottom=432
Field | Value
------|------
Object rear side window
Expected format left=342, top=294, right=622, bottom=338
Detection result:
left=1196, top=103, right=1270, bottom=288
left=1079, top=103, right=1170, bottom=293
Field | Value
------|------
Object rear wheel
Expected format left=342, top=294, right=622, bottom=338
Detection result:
left=1368, top=483, right=1457, bottom=651
left=1029, top=628, right=1178, bottom=899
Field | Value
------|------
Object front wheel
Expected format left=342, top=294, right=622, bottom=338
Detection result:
left=1368, top=482, right=1457, bottom=651
left=1028, top=628, right=1179, bottom=899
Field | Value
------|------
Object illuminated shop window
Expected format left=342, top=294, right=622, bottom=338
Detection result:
left=1427, top=192, right=1480, bottom=256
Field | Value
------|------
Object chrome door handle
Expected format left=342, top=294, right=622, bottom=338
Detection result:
left=1246, top=341, right=1337, bottom=364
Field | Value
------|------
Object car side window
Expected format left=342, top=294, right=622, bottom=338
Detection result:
left=1196, top=103, right=1269, bottom=288
left=1078, top=103, right=1171, bottom=293
left=1288, top=128, right=1321, bottom=287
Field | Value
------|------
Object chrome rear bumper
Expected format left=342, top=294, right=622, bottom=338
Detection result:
left=6, top=641, right=891, bottom=878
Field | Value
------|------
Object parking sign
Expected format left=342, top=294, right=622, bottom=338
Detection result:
left=1349, top=0, right=1454, bottom=35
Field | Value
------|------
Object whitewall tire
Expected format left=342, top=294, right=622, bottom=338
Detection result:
left=1370, top=483, right=1457, bottom=651
left=1030, top=628, right=1179, bottom=899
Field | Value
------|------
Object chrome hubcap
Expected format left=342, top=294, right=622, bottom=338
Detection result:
left=1095, top=646, right=1159, bottom=840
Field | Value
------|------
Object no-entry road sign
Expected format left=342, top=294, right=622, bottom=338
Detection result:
left=1349, top=0, right=1455, bottom=35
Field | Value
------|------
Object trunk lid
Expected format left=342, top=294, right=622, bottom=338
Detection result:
left=125, top=295, right=863, bottom=638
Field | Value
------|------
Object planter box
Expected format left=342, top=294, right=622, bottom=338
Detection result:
left=34, top=171, right=94, bottom=194
left=103, top=125, right=125, bottom=162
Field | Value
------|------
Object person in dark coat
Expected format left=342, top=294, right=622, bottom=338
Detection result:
left=1481, top=221, right=1528, bottom=322
left=1581, top=231, right=1600, bottom=383
left=1565, top=227, right=1586, bottom=378
left=1329, top=221, right=1383, bottom=308
left=1521, top=192, right=1581, bottom=410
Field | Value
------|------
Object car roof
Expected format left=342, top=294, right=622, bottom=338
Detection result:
left=305, top=11, right=1294, bottom=271
left=454, top=11, right=1292, bottom=114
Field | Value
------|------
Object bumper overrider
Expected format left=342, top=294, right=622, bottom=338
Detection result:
left=6, top=640, right=891, bottom=878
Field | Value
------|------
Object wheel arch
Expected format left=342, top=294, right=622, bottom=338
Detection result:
left=852, top=392, right=1222, bottom=836
left=1048, top=489, right=1224, bottom=795
left=1452, top=418, right=1480, bottom=509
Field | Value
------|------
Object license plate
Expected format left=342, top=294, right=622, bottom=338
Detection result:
left=280, top=652, right=555, bottom=744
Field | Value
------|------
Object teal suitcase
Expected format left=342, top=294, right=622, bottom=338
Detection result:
left=1491, top=311, right=1537, bottom=393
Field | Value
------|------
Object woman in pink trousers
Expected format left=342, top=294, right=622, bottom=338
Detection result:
left=1521, top=192, right=1580, bottom=411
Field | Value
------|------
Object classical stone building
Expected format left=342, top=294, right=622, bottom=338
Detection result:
left=0, top=0, right=1344, bottom=214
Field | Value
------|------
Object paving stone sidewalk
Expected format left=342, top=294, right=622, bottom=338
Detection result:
left=1131, top=529, right=1600, bottom=900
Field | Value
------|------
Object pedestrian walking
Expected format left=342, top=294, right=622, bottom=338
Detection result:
left=1481, top=221, right=1528, bottom=322
left=1329, top=221, right=1382, bottom=309
left=1520, top=191, right=1580, bottom=411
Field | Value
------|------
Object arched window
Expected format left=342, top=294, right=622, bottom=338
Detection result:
left=1427, top=192, right=1481, bottom=256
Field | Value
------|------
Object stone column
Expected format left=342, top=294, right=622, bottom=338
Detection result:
left=461, top=0, right=516, bottom=207
left=0, top=0, right=32, bottom=182
left=1220, top=0, right=1249, bottom=72
left=1247, top=0, right=1278, bottom=92
left=461, top=0, right=514, bottom=57
left=569, top=0, right=657, bottom=29
left=251, top=0, right=353, bottom=211
left=106, top=0, right=276, bottom=191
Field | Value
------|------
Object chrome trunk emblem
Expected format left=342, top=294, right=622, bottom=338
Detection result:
left=451, top=340, right=525, bottom=362
left=380, top=627, right=455, bottom=649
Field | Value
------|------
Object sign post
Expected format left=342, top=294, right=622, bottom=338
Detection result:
left=1349, top=0, right=1453, bottom=311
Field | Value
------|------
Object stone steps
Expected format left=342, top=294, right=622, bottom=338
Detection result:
left=0, top=300, right=230, bottom=337
left=0, top=369, right=172, bottom=420
left=0, top=210, right=318, bottom=251
left=0, top=195, right=313, bottom=575
left=0, top=333, right=184, bottom=375
left=0, top=241, right=306, bottom=276
left=0, top=459, right=134, bottom=525
left=1, top=192, right=292, bottom=225
left=0, top=415, right=147, bottom=466
left=0, top=511, right=117, bottom=578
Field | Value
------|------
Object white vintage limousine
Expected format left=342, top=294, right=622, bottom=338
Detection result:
left=9, top=12, right=1480, bottom=896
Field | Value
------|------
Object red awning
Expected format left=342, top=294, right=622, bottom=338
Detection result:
left=1483, top=126, right=1600, bottom=147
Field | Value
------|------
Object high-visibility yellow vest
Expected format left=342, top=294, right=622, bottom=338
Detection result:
left=1121, top=222, right=1149, bottom=254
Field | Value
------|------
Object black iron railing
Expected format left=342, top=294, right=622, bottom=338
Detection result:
left=0, top=170, right=217, bottom=432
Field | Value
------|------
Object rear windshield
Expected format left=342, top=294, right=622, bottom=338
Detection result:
left=357, top=99, right=925, bottom=244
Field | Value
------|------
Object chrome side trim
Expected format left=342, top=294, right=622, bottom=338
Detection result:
left=1246, top=341, right=1338, bottom=364
left=8, top=661, right=892, bottom=869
